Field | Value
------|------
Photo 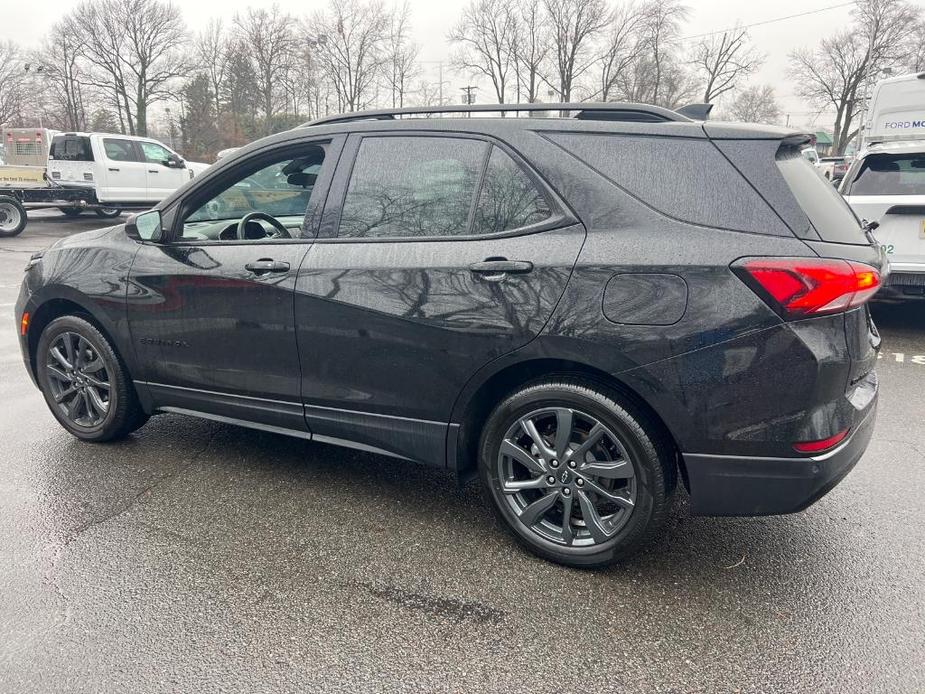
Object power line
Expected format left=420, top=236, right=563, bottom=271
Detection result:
left=681, top=2, right=855, bottom=41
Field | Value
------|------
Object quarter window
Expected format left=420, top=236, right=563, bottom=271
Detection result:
left=472, top=147, right=551, bottom=235
left=338, top=136, right=486, bottom=239
left=103, top=139, right=139, bottom=162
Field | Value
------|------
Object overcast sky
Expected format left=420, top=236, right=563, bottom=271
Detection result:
left=3, top=0, right=917, bottom=129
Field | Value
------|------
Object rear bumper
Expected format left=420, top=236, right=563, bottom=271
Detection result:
left=877, top=268, right=925, bottom=299
left=682, top=403, right=877, bottom=516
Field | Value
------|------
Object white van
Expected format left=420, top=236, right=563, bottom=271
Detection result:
left=842, top=73, right=925, bottom=298
left=47, top=132, right=209, bottom=204
left=862, top=72, right=925, bottom=147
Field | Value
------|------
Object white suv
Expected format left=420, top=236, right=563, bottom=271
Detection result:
left=48, top=132, right=210, bottom=204
left=841, top=140, right=925, bottom=298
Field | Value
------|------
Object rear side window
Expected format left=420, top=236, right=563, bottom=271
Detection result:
left=472, top=147, right=552, bottom=235
left=103, top=138, right=140, bottom=162
left=338, top=136, right=485, bottom=239
left=49, top=135, right=94, bottom=161
left=776, top=147, right=865, bottom=244
left=543, top=132, right=790, bottom=235
left=846, top=153, right=925, bottom=196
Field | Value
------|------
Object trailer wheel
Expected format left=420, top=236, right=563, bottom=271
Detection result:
left=59, top=207, right=83, bottom=218
left=0, top=196, right=27, bottom=237
left=95, top=207, right=122, bottom=219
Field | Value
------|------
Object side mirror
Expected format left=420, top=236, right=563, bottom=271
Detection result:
left=125, top=210, right=163, bottom=242
left=164, top=154, right=185, bottom=169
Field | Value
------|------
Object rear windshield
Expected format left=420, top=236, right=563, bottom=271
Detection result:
left=845, top=153, right=925, bottom=196
left=776, top=147, right=865, bottom=244
left=49, top=135, right=94, bottom=162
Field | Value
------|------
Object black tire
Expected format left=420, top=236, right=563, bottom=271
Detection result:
left=95, top=207, right=122, bottom=219
left=36, top=315, right=148, bottom=442
left=0, top=195, right=27, bottom=237
left=479, top=379, right=673, bottom=568
left=59, top=207, right=83, bottom=218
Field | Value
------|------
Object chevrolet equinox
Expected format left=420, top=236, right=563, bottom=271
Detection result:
left=15, top=103, right=885, bottom=567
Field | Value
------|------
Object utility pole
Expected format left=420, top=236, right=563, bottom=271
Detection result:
left=460, top=85, right=478, bottom=117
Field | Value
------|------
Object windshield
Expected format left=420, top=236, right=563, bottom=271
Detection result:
left=846, top=153, right=925, bottom=196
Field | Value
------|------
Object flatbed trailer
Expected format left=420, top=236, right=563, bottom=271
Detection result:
left=0, top=181, right=149, bottom=237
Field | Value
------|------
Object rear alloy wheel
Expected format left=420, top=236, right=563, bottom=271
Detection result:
left=480, top=380, right=672, bottom=568
left=95, top=207, right=122, bottom=219
left=37, top=315, right=148, bottom=441
left=0, top=195, right=27, bottom=237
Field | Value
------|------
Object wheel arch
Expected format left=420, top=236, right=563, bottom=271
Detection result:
left=449, top=356, right=686, bottom=491
left=26, top=290, right=131, bottom=384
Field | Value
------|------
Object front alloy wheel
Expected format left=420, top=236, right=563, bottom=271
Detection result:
left=45, top=331, right=111, bottom=427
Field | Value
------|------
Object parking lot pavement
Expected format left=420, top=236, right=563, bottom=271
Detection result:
left=1, top=213, right=923, bottom=693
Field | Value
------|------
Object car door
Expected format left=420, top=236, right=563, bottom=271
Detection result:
left=98, top=137, right=148, bottom=202
left=126, top=136, right=343, bottom=432
left=139, top=140, right=188, bottom=202
left=294, top=133, right=585, bottom=465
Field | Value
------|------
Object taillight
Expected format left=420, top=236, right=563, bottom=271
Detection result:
left=733, top=257, right=880, bottom=319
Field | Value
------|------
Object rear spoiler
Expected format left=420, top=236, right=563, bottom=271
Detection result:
left=676, top=103, right=713, bottom=121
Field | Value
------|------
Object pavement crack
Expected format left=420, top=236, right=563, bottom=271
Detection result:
left=350, top=579, right=505, bottom=625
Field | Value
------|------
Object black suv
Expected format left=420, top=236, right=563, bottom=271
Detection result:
left=15, top=103, right=885, bottom=567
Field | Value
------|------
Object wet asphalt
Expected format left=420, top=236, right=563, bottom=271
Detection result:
left=0, top=211, right=923, bottom=693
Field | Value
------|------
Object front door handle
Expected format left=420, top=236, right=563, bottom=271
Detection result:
left=469, top=259, right=534, bottom=277
left=148, top=169, right=159, bottom=174
left=245, top=259, right=290, bottom=274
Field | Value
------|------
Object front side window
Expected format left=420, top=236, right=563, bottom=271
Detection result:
left=338, top=136, right=486, bottom=239
left=103, top=139, right=139, bottom=162
left=180, top=144, right=328, bottom=242
left=472, top=147, right=552, bottom=235
left=140, top=141, right=173, bottom=165
left=847, top=153, right=925, bottom=196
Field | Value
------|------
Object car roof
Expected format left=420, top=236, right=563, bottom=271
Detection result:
left=860, top=140, right=925, bottom=156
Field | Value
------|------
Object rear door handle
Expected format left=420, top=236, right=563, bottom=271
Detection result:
left=469, top=259, right=534, bottom=275
left=245, top=259, right=290, bottom=274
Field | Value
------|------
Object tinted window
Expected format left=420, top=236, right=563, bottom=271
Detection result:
left=49, top=135, right=93, bottom=161
left=472, top=147, right=551, bottom=235
left=847, top=153, right=925, bottom=196
left=182, top=144, right=328, bottom=241
left=140, top=141, right=173, bottom=165
left=103, top=139, right=139, bottom=162
left=338, top=136, right=485, bottom=239
left=544, top=132, right=790, bottom=236
left=777, top=148, right=865, bottom=244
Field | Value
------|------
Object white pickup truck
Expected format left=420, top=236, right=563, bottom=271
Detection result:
left=0, top=132, right=209, bottom=237
left=48, top=132, right=209, bottom=204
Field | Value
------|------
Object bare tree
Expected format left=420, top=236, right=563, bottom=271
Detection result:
left=385, top=2, right=421, bottom=108
left=449, top=0, right=517, bottom=104
left=509, top=0, right=550, bottom=103
left=234, top=7, right=298, bottom=133
left=196, top=19, right=230, bottom=123
left=67, top=0, right=188, bottom=136
left=637, top=0, right=689, bottom=106
left=592, top=2, right=647, bottom=101
left=692, top=25, right=762, bottom=103
left=543, top=0, right=609, bottom=101
left=726, top=84, right=781, bottom=124
left=0, top=42, right=25, bottom=125
left=790, top=0, right=923, bottom=154
left=33, top=26, right=89, bottom=130
left=311, top=0, right=390, bottom=112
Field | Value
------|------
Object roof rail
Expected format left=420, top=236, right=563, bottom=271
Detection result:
left=302, top=102, right=692, bottom=127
